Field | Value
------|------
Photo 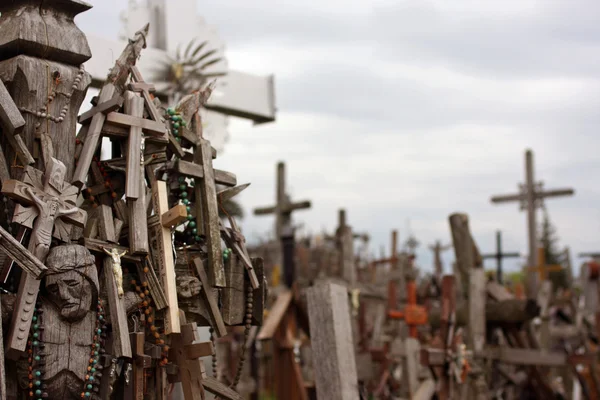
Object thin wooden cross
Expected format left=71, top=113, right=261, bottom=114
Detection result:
left=527, top=246, right=563, bottom=282
left=1, top=158, right=87, bottom=356
left=482, top=230, right=520, bottom=284
left=387, top=280, right=428, bottom=338
left=428, top=240, right=452, bottom=278
left=490, top=149, right=574, bottom=295
left=253, top=161, right=311, bottom=239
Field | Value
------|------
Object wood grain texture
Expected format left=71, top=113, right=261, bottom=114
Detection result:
left=151, top=180, right=180, bottom=334
left=193, top=257, right=227, bottom=337
left=0, top=224, right=47, bottom=278
left=257, top=290, right=292, bottom=340
left=196, top=139, right=225, bottom=287
left=104, top=256, right=132, bottom=358
left=306, top=282, right=359, bottom=400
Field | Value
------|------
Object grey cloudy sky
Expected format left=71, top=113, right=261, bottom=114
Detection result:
left=77, top=0, right=600, bottom=275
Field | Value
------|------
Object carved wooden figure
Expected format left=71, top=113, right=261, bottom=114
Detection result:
left=2, top=159, right=87, bottom=356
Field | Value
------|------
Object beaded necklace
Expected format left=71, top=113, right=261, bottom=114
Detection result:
left=26, top=298, right=107, bottom=399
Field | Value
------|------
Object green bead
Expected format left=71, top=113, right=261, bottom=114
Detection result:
left=181, top=120, right=187, bottom=127
left=178, top=176, right=185, bottom=183
left=33, top=324, right=39, bottom=330
left=173, top=129, right=179, bottom=136
left=186, top=206, right=191, bottom=212
left=33, top=341, right=39, bottom=346
left=97, top=329, right=102, bottom=335
left=87, top=384, right=93, bottom=390
left=187, top=214, right=194, bottom=221
left=92, top=359, right=98, bottom=364
left=175, top=137, right=181, bottom=142
left=35, top=380, right=41, bottom=386
left=189, top=221, right=196, bottom=228
left=182, top=199, right=190, bottom=205
left=173, top=122, right=180, bottom=129
left=91, top=368, right=96, bottom=373
left=179, top=184, right=187, bottom=191
left=195, top=236, right=201, bottom=242
left=192, top=228, right=197, bottom=234
left=89, top=376, right=95, bottom=382
left=180, top=191, right=188, bottom=199
left=99, top=315, right=103, bottom=320
left=85, top=392, right=91, bottom=397
left=167, top=108, right=175, bottom=115
left=35, top=371, right=41, bottom=377
left=35, top=390, right=42, bottom=396
left=32, top=316, right=37, bottom=322
left=33, top=332, right=38, bottom=339
left=94, top=351, right=99, bottom=356
left=34, top=356, right=40, bottom=361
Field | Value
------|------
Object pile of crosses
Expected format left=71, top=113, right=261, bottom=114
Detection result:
left=236, top=151, right=600, bottom=400
left=0, top=2, right=265, bottom=399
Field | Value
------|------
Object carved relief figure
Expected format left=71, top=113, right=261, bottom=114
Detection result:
left=1, top=245, right=140, bottom=399
left=102, top=247, right=128, bottom=297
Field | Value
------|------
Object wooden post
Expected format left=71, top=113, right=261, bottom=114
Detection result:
left=336, top=209, right=356, bottom=285
left=490, top=149, right=574, bottom=296
left=482, top=230, right=520, bottom=284
left=307, top=282, right=359, bottom=400
left=151, top=180, right=181, bottom=334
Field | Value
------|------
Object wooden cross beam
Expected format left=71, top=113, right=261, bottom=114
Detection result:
left=0, top=224, right=47, bottom=278
left=150, top=179, right=181, bottom=334
left=2, top=159, right=87, bottom=356
left=0, top=78, right=34, bottom=166
left=128, top=65, right=163, bottom=123
left=527, top=246, right=563, bottom=281
left=490, top=149, right=574, bottom=295
left=253, top=161, right=311, bottom=239
left=482, top=230, right=520, bottom=284
left=127, top=331, right=151, bottom=400
left=72, top=24, right=150, bottom=188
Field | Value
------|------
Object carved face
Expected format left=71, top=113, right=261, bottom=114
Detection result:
left=45, top=270, right=93, bottom=322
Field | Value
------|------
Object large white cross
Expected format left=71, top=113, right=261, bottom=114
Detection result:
left=82, top=0, right=276, bottom=152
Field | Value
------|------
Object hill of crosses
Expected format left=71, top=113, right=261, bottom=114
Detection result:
left=0, top=1, right=267, bottom=399
left=2, top=2, right=600, bottom=400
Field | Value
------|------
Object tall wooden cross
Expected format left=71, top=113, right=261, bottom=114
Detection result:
left=254, top=162, right=311, bottom=238
left=527, top=247, right=563, bottom=282
left=490, top=149, right=574, bottom=295
left=2, top=159, right=87, bottom=356
left=482, top=230, right=520, bottom=284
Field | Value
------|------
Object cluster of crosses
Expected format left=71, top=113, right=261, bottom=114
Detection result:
left=0, top=2, right=266, bottom=399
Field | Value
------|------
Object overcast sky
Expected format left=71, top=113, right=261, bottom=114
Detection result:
left=77, top=0, right=600, bottom=276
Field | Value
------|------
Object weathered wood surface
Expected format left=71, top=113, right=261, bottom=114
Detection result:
left=257, top=289, right=292, bottom=340
left=151, top=180, right=180, bottom=334
left=104, top=255, right=132, bottom=358
left=0, top=225, right=47, bottom=278
left=307, top=282, right=359, bottom=400
left=193, top=257, right=227, bottom=337
left=336, top=209, right=356, bottom=285
left=72, top=24, right=150, bottom=187
left=196, top=138, right=226, bottom=287
left=222, top=254, right=245, bottom=325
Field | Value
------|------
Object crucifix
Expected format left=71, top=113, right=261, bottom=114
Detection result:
left=490, top=148, right=574, bottom=296
left=527, top=246, right=563, bottom=282
left=482, top=230, right=520, bottom=284
left=254, top=161, right=311, bottom=287
left=1, top=158, right=87, bottom=356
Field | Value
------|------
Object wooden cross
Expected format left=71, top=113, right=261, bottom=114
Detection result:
left=490, top=149, right=574, bottom=295
left=72, top=24, right=150, bottom=189
left=2, top=158, right=87, bottom=356
left=428, top=240, right=452, bottom=277
left=527, top=246, right=563, bottom=281
left=253, top=161, right=311, bottom=239
left=482, top=230, right=520, bottom=284
left=0, top=79, right=34, bottom=167
left=150, top=180, right=182, bottom=334
left=127, top=331, right=151, bottom=400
